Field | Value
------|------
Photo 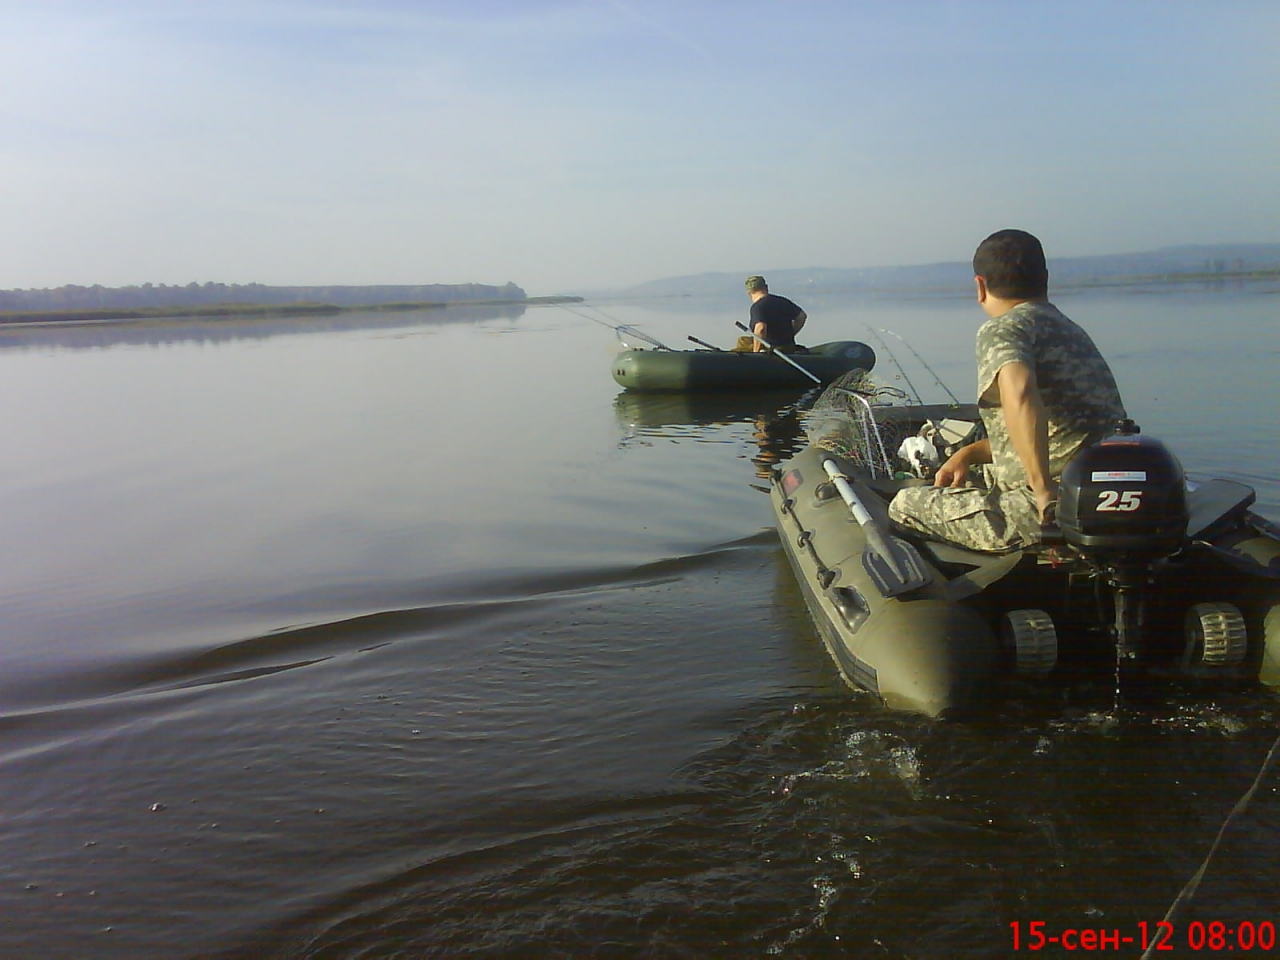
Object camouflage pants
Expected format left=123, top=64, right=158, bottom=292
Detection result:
left=888, top=475, right=1040, bottom=552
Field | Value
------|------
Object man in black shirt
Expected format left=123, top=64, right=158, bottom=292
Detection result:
left=739, top=275, right=807, bottom=352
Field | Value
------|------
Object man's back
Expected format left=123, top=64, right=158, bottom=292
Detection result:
left=977, top=300, right=1126, bottom=490
left=749, top=294, right=802, bottom=347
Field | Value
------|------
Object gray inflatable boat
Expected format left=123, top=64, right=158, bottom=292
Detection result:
left=612, top=340, right=876, bottom=392
left=769, top=393, right=1280, bottom=717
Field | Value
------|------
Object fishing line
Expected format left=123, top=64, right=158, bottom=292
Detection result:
left=1138, top=725, right=1280, bottom=960
left=573, top=300, right=629, bottom=327
left=863, top=326, right=924, bottom=406
left=557, top=301, right=673, bottom=351
left=877, top=327, right=961, bottom=405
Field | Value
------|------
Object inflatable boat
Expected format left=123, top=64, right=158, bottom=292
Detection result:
left=611, top=340, right=876, bottom=392
left=768, top=383, right=1280, bottom=717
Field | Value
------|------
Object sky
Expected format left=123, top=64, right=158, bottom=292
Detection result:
left=2, top=1, right=1278, bottom=295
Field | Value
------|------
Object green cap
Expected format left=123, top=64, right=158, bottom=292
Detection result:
left=745, top=275, right=767, bottom=291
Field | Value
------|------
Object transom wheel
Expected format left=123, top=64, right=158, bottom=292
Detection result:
left=1182, top=601, right=1248, bottom=671
left=1000, top=609, right=1058, bottom=679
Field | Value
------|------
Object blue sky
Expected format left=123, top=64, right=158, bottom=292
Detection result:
left=2, top=1, right=1277, bottom=294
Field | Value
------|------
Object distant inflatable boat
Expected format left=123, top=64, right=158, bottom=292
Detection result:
left=611, top=340, right=876, bottom=392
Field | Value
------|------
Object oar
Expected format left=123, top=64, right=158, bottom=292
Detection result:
left=687, top=335, right=722, bottom=351
left=821, top=458, right=932, bottom=598
left=734, top=322, right=821, bottom=384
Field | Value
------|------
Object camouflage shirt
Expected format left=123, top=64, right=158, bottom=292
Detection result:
left=976, top=300, right=1126, bottom=491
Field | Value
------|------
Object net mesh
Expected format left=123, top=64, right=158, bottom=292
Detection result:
left=804, top=370, right=918, bottom=477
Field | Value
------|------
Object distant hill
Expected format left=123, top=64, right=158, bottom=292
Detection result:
left=0, top=280, right=527, bottom=313
left=616, top=243, right=1280, bottom=301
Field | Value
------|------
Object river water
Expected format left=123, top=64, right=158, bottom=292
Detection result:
left=0, top=287, right=1277, bottom=958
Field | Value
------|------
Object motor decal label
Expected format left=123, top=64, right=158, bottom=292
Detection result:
left=1091, top=470, right=1147, bottom=482
left=1097, top=490, right=1143, bottom=512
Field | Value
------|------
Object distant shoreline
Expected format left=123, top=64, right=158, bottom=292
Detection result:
left=609, top=269, right=1280, bottom=304
left=613, top=241, right=1280, bottom=299
left=0, top=295, right=583, bottom=327
left=1056, top=268, right=1280, bottom=289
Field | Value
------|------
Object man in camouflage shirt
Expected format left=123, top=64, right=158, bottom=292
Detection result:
left=888, top=229, right=1126, bottom=551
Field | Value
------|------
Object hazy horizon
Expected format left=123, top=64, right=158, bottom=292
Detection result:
left=4, top=2, right=1278, bottom=297
left=5, top=239, right=1277, bottom=302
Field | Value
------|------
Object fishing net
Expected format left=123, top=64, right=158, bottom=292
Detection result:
left=804, top=369, right=918, bottom=478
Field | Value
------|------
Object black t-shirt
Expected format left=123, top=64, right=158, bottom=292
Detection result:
left=749, top=294, right=802, bottom=347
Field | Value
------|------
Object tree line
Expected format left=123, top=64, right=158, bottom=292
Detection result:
left=0, top=280, right=527, bottom=312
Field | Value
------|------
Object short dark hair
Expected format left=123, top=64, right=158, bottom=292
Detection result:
left=972, top=229, right=1048, bottom=299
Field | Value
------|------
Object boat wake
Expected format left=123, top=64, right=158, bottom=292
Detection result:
left=0, top=532, right=784, bottom=716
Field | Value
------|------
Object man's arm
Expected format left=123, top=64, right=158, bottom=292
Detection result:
left=752, top=320, right=767, bottom=351
left=995, top=361, right=1054, bottom=519
left=792, top=309, right=807, bottom=335
left=934, top=438, right=991, bottom=487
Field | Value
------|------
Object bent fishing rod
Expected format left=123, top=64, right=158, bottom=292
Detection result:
left=557, top=301, right=674, bottom=351
left=875, top=327, right=961, bottom=405
left=862, top=326, right=924, bottom=406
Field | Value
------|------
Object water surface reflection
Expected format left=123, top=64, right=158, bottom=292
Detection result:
left=0, top=289, right=1276, bottom=958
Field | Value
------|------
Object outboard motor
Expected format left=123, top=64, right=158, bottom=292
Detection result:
left=1055, top=420, right=1190, bottom=659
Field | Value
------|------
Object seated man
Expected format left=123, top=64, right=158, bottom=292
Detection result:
left=736, top=275, right=808, bottom=352
left=888, top=229, right=1126, bottom=552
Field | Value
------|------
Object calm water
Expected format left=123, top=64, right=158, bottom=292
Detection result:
left=0, top=289, right=1278, bottom=959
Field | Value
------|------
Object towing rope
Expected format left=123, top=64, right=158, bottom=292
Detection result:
left=1139, top=726, right=1280, bottom=959
left=772, top=476, right=839, bottom=589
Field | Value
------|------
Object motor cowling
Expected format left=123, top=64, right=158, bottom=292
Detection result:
left=1056, top=420, right=1189, bottom=560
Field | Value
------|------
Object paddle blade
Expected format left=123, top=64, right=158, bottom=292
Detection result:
left=862, top=535, right=932, bottom=598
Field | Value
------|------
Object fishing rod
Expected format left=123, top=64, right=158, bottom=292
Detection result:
left=687, top=335, right=722, bottom=351
left=877, top=328, right=961, bottom=405
left=858, top=326, right=964, bottom=479
left=558, top=301, right=674, bottom=351
left=862, top=326, right=924, bottom=406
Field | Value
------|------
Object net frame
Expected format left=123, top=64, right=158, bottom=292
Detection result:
left=805, top=370, right=918, bottom=479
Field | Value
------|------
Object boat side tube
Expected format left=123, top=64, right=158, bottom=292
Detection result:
left=612, top=340, right=875, bottom=392
left=772, top=446, right=1002, bottom=716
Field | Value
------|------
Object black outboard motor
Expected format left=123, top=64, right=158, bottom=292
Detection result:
left=1055, top=420, right=1190, bottom=659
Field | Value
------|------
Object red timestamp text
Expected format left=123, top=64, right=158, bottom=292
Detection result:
left=1010, top=919, right=1277, bottom=952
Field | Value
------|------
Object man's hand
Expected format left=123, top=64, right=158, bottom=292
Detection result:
left=933, top=450, right=971, bottom=487
left=932, top=439, right=990, bottom=487
left=1034, top=481, right=1058, bottom=524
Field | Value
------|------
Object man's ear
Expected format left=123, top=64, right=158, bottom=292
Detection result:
left=974, top=275, right=988, bottom=304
